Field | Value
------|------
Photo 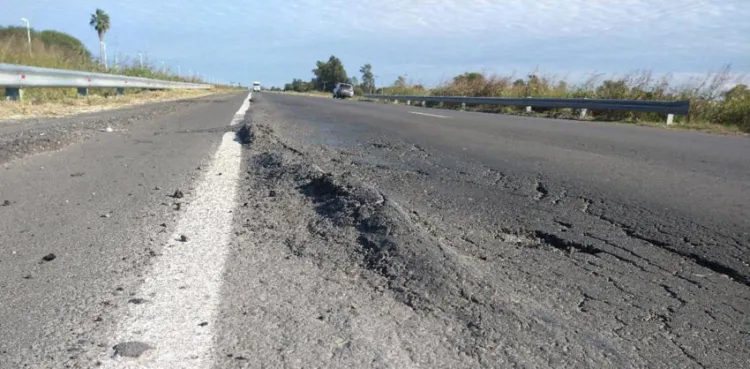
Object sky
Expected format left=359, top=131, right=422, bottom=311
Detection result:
left=1, top=0, right=748, bottom=87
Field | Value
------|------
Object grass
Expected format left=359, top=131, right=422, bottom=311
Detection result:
left=1, top=29, right=237, bottom=111
left=0, top=88, right=233, bottom=121
left=381, top=68, right=750, bottom=133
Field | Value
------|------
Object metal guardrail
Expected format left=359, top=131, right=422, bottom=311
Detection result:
left=1, top=63, right=212, bottom=100
left=364, top=94, right=690, bottom=124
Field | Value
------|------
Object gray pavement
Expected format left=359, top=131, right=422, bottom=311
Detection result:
left=0, top=92, right=747, bottom=368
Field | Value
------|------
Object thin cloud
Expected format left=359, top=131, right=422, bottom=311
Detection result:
left=2, top=0, right=748, bottom=86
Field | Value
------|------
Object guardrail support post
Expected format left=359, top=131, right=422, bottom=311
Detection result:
left=407, top=100, right=411, bottom=106
left=5, top=87, right=22, bottom=101
left=394, top=99, right=399, bottom=104
left=579, top=108, right=588, bottom=119
left=438, top=102, right=444, bottom=108
left=526, top=106, right=532, bottom=113
left=461, top=102, right=467, bottom=110
left=77, top=88, right=88, bottom=98
left=116, top=87, right=125, bottom=96
left=421, top=101, right=426, bottom=107
left=666, top=114, right=674, bottom=125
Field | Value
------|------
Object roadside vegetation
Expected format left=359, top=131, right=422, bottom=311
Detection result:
left=281, top=57, right=750, bottom=133
left=0, top=8, right=231, bottom=107
left=0, top=89, right=222, bottom=121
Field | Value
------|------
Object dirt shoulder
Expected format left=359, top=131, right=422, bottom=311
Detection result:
left=0, top=89, right=238, bottom=121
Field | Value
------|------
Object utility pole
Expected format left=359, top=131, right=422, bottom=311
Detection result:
left=20, top=18, right=31, bottom=55
left=138, top=52, right=143, bottom=68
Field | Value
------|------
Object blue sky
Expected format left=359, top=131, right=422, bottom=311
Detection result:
left=2, top=0, right=748, bottom=87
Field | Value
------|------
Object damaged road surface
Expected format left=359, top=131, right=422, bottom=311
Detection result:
left=1, top=92, right=748, bottom=368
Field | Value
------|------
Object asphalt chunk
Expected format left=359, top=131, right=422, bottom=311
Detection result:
left=237, top=123, right=255, bottom=144
left=112, top=341, right=152, bottom=358
left=1, top=200, right=10, bottom=206
left=41, top=253, right=56, bottom=262
left=179, top=234, right=189, bottom=242
left=172, top=189, right=184, bottom=199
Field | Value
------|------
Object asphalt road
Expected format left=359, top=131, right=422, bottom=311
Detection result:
left=0, top=92, right=747, bottom=368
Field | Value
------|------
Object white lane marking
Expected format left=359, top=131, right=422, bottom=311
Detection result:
left=231, top=93, right=252, bottom=126
left=409, top=111, right=450, bottom=119
left=99, top=94, right=249, bottom=368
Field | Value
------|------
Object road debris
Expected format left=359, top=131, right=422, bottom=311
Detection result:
left=112, top=341, right=152, bottom=358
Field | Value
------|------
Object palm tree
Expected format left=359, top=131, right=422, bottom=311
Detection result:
left=89, top=9, right=110, bottom=67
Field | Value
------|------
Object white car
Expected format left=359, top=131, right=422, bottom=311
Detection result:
left=333, top=83, right=354, bottom=99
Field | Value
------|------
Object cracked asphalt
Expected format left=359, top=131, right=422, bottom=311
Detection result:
left=0, top=92, right=748, bottom=368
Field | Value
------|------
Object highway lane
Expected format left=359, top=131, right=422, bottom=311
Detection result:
left=0, top=93, right=248, bottom=368
left=260, top=93, right=750, bottom=281
left=0, top=91, right=747, bottom=368
left=233, top=92, right=750, bottom=368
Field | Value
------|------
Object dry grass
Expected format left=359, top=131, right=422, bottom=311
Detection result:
left=0, top=89, right=227, bottom=121
left=417, top=68, right=750, bottom=133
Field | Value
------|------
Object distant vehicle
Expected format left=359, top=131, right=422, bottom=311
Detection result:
left=252, top=82, right=261, bottom=92
left=332, top=83, right=354, bottom=99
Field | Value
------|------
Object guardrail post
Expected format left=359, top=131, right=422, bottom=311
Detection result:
left=526, top=106, right=532, bottom=113
left=579, top=108, right=588, bottom=119
left=461, top=102, right=467, bottom=110
left=5, top=87, right=22, bottom=101
left=438, top=102, right=444, bottom=108
left=666, top=114, right=674, bottom=125
left=77, top=88, right=88, bottom=98
left=421, top=101, right=426, bottom=107
left=116, top=87, right=125, bottom=96
left=394, top=99, right=399, bottom=104
left=407, top=100, right=411, bottom=106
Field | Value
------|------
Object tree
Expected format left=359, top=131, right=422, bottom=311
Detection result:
left=312, top=55, right=348, bottom=92
left=453, top=72, right=484, bottom=84
left=38, top=30, right=91, bottom=59
left=725, top=84, right=749, bottom=101
left=359, top=63, right=375, bottom=93
left=89, top=8, right=110, bottom=66
left=394, top=75, right=407, bottom=88
left=286, top=78, right=312, bottom=92
left=0, top=26, right=91, bottom=60
left=596, top=80, right=629, bottom=99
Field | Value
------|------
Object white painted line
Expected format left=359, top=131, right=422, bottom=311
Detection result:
left=409, top=111, right=450, bottom=119
left=230, top=93, right=252, bottom=126
left=99, top=95, right=249, bottom=368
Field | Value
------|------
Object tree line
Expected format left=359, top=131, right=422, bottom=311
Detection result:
left=282, top=55, right=375, bottom=95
